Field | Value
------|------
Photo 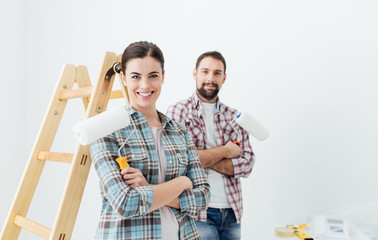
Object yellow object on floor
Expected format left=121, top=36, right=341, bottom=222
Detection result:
left=287, top=225, right=313, bottom=240
left=275, top=224, right=313, bottom=240
left=275, top=227, right=295, bottom=237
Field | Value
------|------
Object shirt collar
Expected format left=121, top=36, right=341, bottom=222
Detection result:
left=191, top=91, right=221, bottom=113
left=157, top=110, right=172, bottom=126
left=124, top=103, right=136, bottom=114
left=124, top=103, right=172, bottom=128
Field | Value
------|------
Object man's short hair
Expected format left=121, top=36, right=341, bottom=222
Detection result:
left=195, top=51, right=227, bottom=73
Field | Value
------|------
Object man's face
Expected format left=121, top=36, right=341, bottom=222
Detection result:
left=194, top=57, right=226, bottom=103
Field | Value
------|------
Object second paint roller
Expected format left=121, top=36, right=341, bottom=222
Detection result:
left=235, top=112, right=269, bottom=141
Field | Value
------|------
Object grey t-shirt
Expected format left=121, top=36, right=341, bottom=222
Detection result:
left=201, top=102, right=231, bottom=208
left=150, top=126, right=179, bottom=240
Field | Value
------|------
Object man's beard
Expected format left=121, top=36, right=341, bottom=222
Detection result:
left=197, top=83, right=219, bottom=101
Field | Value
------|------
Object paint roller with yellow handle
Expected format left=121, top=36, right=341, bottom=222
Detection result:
left=72, top=105, right=135, bottom=171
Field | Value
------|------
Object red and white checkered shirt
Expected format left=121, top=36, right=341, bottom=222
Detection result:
left=167, top=92, right=255, bottom=223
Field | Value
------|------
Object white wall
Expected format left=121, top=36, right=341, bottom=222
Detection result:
left=1, top=0, right=378, bottom=239
left=0, top=0, right=27, bottom=236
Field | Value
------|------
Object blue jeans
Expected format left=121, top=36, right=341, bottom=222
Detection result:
left=195, top=208, right=241, bottom=240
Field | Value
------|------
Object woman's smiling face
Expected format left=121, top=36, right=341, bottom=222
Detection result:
left=121, top=56, right=164, bottom=112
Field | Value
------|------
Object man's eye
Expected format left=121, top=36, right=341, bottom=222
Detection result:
left=202, top=71, right=208, bottom=74
left=150, top=74, right=158, bottom=78
left=131, top=75, right=140, bottom=79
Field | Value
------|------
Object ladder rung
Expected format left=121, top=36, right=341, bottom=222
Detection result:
left=59, top=86, right=93, bottom=100
left=109, top=90, right=124, bottom=99
left=61, top=87, right=123, bottom=101
left=87, top=89, right=124, bottom=101
left=37, top=151, right=73, bottom=163
left=14, top=215, right=51, bottom=239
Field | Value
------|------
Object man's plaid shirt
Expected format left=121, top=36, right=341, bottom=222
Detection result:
left=166, top=92, right=255, bottom=223
left=90, top=104, right=210, bottom=239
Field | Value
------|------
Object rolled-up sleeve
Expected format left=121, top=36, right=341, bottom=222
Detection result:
left=177, top=126, right=210, bottom=219
left=90, top=135, right=154, bottom=219
left=231, top=128, right=255, bottom=179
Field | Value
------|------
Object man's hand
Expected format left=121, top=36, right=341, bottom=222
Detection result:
left=224, top=141, right=241, bottom=159
left=197, top=141, right=241, bottom=168
left=121, top=167, right=150, bottom=189
left=179, top=175, right=193, bottom=191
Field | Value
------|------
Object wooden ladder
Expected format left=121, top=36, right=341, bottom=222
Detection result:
left=1, top=52, right=127, bottom=240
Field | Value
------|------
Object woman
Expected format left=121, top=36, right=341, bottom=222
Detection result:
left=90, top=41, right=210, bottom=240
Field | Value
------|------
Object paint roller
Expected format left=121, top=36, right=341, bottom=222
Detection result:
left=72, top=105, right=133, bottom=169
left=72, top=106, right=131, bottom=145
left=232, top=112, right=269, bottom=145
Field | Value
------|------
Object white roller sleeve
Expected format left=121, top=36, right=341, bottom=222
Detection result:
left=72, top=106, right=130, bottom=145
left=235, top=112, right=269, bottom=141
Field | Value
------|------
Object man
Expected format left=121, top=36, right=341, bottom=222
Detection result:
left=166, top=51, right=255, bottom=239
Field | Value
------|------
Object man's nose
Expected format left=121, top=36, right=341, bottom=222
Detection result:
left=205, top=73, right=215, bottom=83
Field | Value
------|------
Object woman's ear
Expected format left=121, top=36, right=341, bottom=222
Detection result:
left=120, top=71, right=127, bottom=86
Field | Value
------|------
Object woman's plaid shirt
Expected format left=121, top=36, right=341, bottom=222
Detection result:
left=166, top=92, right=255, bottom=223
left=90, top=104, right=210, bottom=239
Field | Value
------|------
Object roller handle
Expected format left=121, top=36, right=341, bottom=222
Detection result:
left=116, top=156, right=130, bottom=170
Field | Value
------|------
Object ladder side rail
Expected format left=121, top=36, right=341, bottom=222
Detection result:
left=75, top=65, right=92, bottom=111
left=0, top=65, right=76, bottom=240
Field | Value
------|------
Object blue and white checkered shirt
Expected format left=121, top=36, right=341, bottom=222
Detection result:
left=90, top=104, right=210, bottom=239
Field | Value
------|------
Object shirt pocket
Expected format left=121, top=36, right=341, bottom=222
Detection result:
left=174, top=151, right=188, bottom=177
left=124, top=147, right=150, bottom=176
left=185, top=121, right=204, bottom=148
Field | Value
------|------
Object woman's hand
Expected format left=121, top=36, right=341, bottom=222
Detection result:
left=121, top=167, right=150, bottom=188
